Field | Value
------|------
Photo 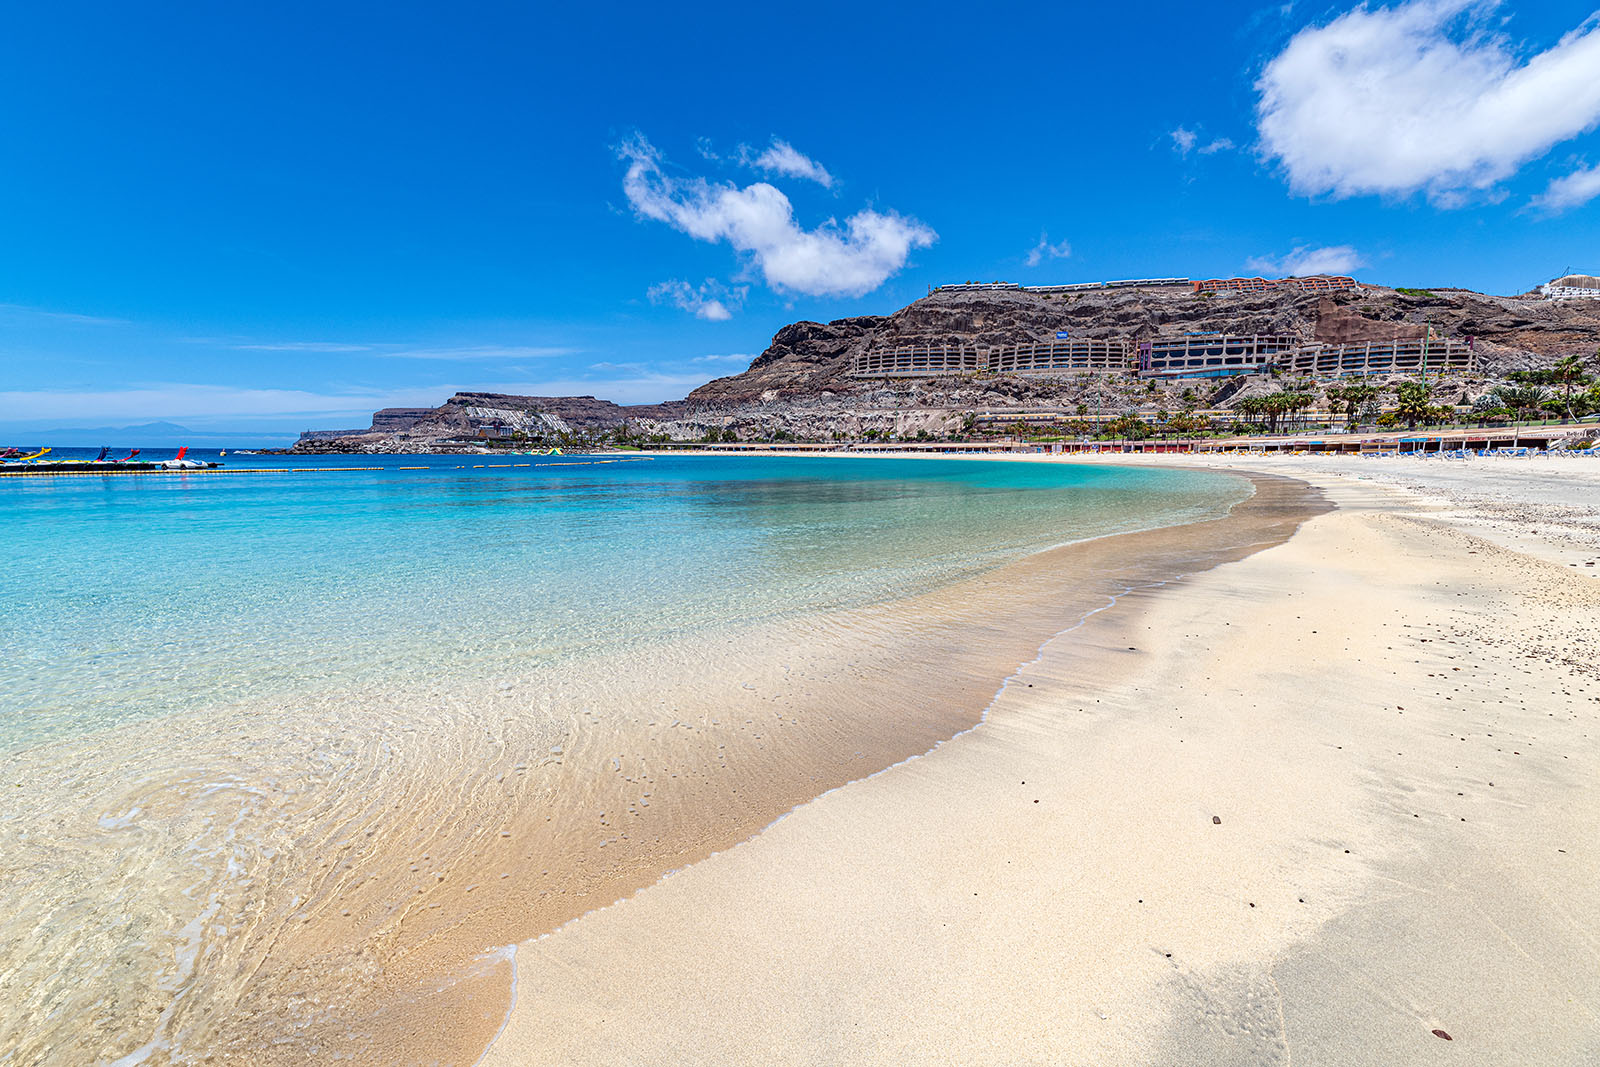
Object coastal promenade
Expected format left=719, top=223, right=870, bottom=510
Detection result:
left=481, top=457, right=1600, bottom=1066
left=640, top=419, right=1591, bottom=457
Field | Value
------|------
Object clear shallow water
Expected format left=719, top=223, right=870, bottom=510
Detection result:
left=0, top=453, right=1246, bottom=752
left=0, top=452, right=1252, bottom=1066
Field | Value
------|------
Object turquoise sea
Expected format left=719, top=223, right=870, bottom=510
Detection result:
left=0, top=452, right=1247, bottom=751
left=0, top=452, right=1250, bottom=1065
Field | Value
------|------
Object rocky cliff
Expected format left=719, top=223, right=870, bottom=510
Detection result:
left=293, top=283, right=1600, bottom=451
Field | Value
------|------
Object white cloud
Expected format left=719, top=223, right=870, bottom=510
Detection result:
left=1531, top=163, right=1600, bottom=213
left=617, top=134, right=936, bottom=299
left=1170, top=126, right=1234, bottom=157
left=746, top=139, right=835, bottom=187
left=647, top=279, right=745, bottom=321
left=1245, top=244, right=1367, bottom=276
left=1256, top=1, right=1600, bottom=203
left=692, top=353, right=756, bottom=364
left=1024, top=232, right=1072, bottom=267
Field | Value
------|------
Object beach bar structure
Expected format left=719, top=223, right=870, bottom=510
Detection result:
left=1046, top=425, right=1574, bottom=455
left=1279, top=338, right=1475, bottom=377
left=1192, top=425, right=1572, bottom=454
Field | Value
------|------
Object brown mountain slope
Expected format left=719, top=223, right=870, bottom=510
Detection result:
left=295, top=283, right=1600, bottom=451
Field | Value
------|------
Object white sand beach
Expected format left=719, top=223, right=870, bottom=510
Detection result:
left=481, top=458, right=1600, bottom=1066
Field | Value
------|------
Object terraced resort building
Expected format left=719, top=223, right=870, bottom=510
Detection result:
left=854, top=274, right=1476, bottom=382
left=849, top=332, right=1475, bottom=382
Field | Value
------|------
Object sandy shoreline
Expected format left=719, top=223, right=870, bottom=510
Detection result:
left=411, top=469, right=1315, bottom=1067
left=0, top=461, right=1289, bottom=1066
left=480, top=457, right=1600, bottom=1066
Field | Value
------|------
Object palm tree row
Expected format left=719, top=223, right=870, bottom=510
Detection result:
left=1324, top=383, right=1379, bottom=429
left=1235, top=391, right=1317, bottom=432
left=1229, top=350, right=1598, bottom=434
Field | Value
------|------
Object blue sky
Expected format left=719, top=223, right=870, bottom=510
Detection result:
left=3, top=1, right=1600, bottom=441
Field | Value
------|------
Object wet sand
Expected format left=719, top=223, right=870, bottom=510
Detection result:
left=479, top=464, right=1600, bottom=1066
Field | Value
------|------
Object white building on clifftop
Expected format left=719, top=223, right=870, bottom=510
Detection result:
left=1540, top=273, right=1600, bottom=300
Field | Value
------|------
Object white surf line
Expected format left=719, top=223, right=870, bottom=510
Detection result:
left=470, top=944, right=521, bottom=1067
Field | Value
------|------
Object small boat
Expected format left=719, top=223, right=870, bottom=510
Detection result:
left=161, top=446, right=209, bottom=470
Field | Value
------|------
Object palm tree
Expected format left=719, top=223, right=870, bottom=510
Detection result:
left=1393, top=381, right=1433, bottom=429
left=1236, top=395, right=1266, bottom=429
left=1260, top=394, right=1284, bottom=432
left=1495, top=384, right=1549, bottom=422
left=1552, top=353, right=1589, bottom=419
left=1259, top=390, right=1315, bottom=433
left=1579, top=383, right=1600, bottom=420
left=1285, top=391, right=1316, bottom=431
left=1324, top=385, right=1350, bottom=420
left=1326, top=383, right=1379, bottom=429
